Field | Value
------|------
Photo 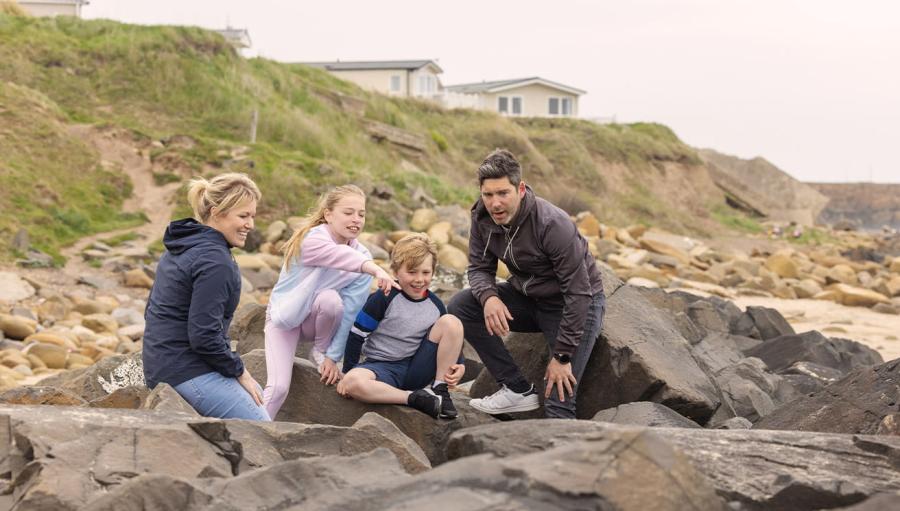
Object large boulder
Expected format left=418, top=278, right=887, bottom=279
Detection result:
left=229, top=303, right=267, bottom=355
left=754, top=359, right=900, bottom=434
left=242, top=349, right=495, bottom=464
left=37, top=352, right=145, bottom=401
left=579, top=281, right=721, bottom=423
left=745, top=330, right=883, bottom=374
left=448, top=420, right=900, bottom=511
left=744, top=306, right=795, bottom=340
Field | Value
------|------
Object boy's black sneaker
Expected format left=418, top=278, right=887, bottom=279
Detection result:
left=429, top=383, right=458, bottom=419
left=407, top=389, right=440, bottom=419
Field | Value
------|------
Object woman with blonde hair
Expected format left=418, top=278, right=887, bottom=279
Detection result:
left=263, top=184, right=398, bottom=419
left=143, top=172, right=270, bottom=420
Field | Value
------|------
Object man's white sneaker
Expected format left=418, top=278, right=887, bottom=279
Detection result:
left=469, top=384, right=539, bottom=414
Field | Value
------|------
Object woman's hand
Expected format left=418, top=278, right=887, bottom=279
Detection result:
left=319, top=357, right=343, bottom=385
left=237, top=369, right=264, bottom=405
left=362, top=261, right=401, bottom=295
left=443, top=364, right=466, bottom=388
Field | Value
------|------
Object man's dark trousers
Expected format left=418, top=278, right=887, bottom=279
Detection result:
left=448, top=282, right=605, bottom=419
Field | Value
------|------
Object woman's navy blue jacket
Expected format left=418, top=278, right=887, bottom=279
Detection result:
left=142, top=218, right=244, bottom=389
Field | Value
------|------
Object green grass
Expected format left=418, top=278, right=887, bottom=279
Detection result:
left=0, top=12, right=734, bottom=261
left=710, top=204, right=764, bottom=234
left=787, top=226, right=837, bottom=246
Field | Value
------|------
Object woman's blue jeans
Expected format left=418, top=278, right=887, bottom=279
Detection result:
left=174, top=371, right=271, bottom=421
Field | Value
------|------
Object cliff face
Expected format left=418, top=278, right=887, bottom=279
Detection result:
left=810, top=183, right=900, bottom=230
left=698, top=149, right=830, bottom=226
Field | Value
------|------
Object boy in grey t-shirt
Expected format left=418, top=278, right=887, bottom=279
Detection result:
left=338, top=233, right=465, bottom=419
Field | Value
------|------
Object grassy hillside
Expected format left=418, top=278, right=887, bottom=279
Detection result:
left=0, top=12, right=736, bottom=262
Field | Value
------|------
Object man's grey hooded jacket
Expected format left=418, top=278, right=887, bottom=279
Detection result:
left=467, top=186, right=604, bottom=356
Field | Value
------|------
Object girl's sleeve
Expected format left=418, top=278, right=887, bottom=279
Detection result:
left=301, top=229, right=370, bottom=271
left=325, top=272, right=374, bottom=362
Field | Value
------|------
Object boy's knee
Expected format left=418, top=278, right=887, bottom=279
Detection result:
left=435, top=314, right=464, bottom=337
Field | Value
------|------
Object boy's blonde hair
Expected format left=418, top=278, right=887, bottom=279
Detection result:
left=390, top=233, right=438, bottom=272
left=282, top=184, right=366, bottom=269
left=186, top=172, right=261, bottom=223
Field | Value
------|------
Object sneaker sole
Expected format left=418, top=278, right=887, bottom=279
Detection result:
left=469, top=398, right=540, bottom=415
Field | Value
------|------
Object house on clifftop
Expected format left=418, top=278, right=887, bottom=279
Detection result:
left=444, top=77, right=584, bottom=118
left=299, top=59, right=444, bottom=102
left=15, top=0, right=88, bottom=17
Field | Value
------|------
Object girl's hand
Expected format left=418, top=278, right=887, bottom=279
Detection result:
left=319, top=358, right=343, bottom=386
left=363, top=261, right=401, bottom=295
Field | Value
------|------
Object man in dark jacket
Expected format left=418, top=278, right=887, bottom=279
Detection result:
left=448, top=149, right=605, bottom=419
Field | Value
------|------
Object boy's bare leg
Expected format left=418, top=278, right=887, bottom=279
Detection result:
left=428, top=314, right=464, bottom=383
left=339, top=368, right=409, bottom=404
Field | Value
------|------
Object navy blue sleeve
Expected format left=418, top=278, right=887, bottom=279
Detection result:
left=428, top=292, right=464, bottom=365
left=342, top=290, right=394, bottom=373
left=188, top=252, right=244, bottom=378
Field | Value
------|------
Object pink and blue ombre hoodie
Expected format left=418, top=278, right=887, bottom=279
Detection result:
left=267, top=224, right=373, bottom=362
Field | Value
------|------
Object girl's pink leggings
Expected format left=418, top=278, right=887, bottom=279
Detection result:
left=262, top=289, right=343, bottom=419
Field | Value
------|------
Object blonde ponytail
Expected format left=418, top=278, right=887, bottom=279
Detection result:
left=187, top=172, right=261, bottom=223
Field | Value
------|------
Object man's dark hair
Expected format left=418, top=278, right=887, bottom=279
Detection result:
left=478, top=149, right=522, bottom=186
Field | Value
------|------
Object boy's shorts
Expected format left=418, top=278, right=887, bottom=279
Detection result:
left=356, top=337, right=438, bottom=390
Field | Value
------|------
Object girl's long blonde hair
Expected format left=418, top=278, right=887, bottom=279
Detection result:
left=186, top=173, right=261, bottom=223
left=282, top=184, right=366, bottom=268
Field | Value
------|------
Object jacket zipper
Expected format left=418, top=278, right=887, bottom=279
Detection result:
left=522, top=275, right=535, bottom=296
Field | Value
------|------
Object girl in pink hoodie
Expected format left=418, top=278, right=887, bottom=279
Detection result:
left=263, top=185, right=397, bottom=419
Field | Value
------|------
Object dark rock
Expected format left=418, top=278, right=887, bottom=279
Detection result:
left=731, top=311, right=762, bottom=339
left=0, top=386, right=87, bottom=406
left=673, top=311, right=705, bottom=344
left=229, top=303, right=267, bottom=355
left=242, top=349, right=495, bottom=464
left=745, top=306, right=795, bottom=340
left=241, top=230, right=263, bottom=253
left=579, top=281, right=720, bottom=423
left=731, top=333, right=764, bottom=353
left=781, top=361, right=845, bottom=393
left=691, top=332, right=745, bottom=374
left=755, top=359, right=900, bottom=434
left=141, top=383, right=199, bottom=417
left=711, top=357, right=798, bottom=423
left=687, top=300, right=730, bottom=334
left=84, top=449, right=409, bottom=511
left=592, top=401, right=702, bottom=428
left=342, top=412, right=431, bottom=474
left=448, top=419, right=900, bottom=511
left=746, top=330, right=883, bottom=374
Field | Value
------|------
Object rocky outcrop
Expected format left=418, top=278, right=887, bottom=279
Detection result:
left=754, top=359, right=900, bottom=434
left=448, top=419, right=900, bottom=510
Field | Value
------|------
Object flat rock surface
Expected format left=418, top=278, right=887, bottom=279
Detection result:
left=447, top=419, right=900, bottom=511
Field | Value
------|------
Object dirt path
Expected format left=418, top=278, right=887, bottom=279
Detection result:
left=60, top=126, right=180, bottom=276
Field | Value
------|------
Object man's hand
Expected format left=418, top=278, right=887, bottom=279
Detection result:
left=319, top=358, right=343, bottom=385
left=483, top=296, right=513, bottom=336
left=237, top=369, right=264, bottom=406
left=544, top=358, right=577, bottom=402
left=443, top=363, right=466, bottom=388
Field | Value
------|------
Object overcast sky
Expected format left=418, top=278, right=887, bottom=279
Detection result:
left=85, top=0, right=899, bottom=183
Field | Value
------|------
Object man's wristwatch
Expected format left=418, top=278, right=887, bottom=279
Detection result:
left=553, top=352, right=571, bottom=364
